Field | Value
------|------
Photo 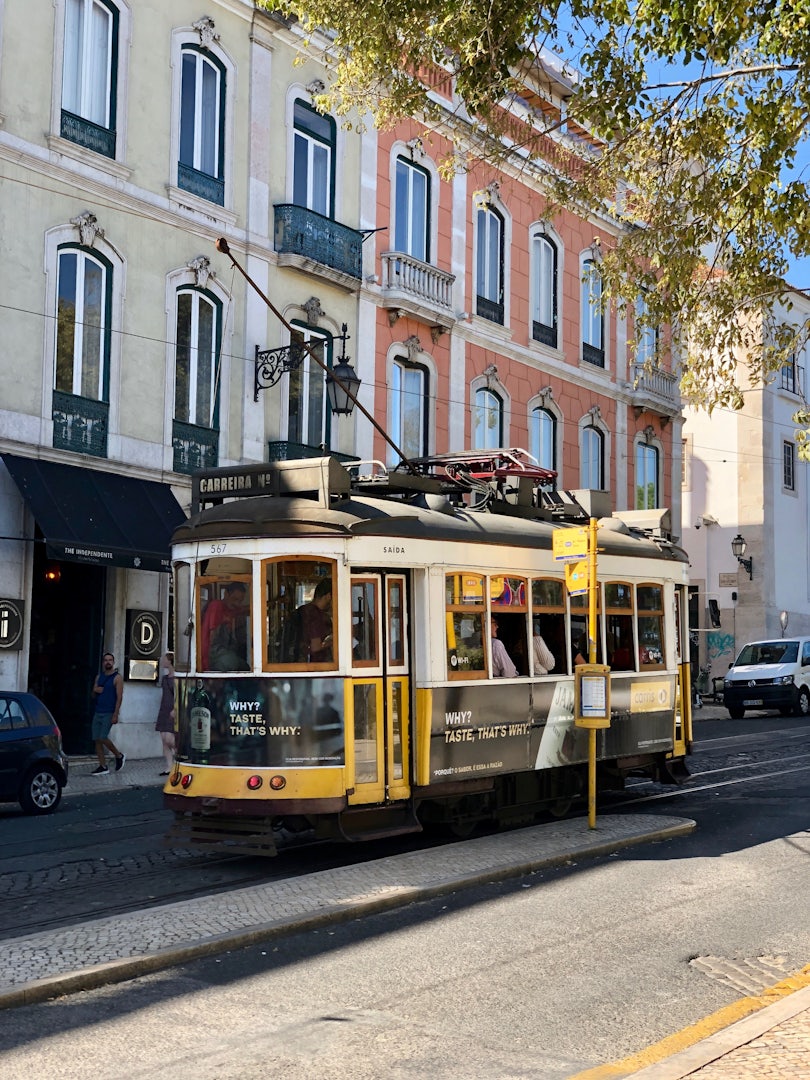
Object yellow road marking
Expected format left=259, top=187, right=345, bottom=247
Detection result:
left=568, top=963, right=810, bottom=1079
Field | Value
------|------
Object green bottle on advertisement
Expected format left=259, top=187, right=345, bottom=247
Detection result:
left=190, top=680, right=211, bottom=763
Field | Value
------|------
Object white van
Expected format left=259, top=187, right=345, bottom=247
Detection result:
left=723, top=637, right=810, bottom=719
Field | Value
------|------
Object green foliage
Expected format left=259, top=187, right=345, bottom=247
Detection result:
left=262, top=0, right=810, bottom=451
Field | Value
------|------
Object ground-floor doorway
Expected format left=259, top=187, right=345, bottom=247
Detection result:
left=28, top=539, right=106, bottom=754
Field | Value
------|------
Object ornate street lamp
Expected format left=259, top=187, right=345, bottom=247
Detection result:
left=325, top=325, right=361, bottom=416
left=731, top=533, right=753, bottom=579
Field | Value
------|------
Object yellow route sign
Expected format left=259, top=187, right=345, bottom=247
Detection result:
left=553, top=527, right=589, bottom=561
left=565, top=559, right=589, bottom=595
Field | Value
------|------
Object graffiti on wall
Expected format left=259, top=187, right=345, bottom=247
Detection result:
left=707, top=631, right=735, bottom=667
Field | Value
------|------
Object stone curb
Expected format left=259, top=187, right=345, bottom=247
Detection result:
left=624, top=981, right=810, bottom=1078
left=0, top=817, right=695, bottom=1010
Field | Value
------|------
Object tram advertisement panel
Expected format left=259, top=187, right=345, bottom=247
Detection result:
left=175, top=676, right=345, bottom=767
left=429, top=676, right=676, bottom=781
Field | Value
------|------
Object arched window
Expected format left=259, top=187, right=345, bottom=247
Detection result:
left=61, top=0, right=119, bottom=158
left=581, top=258, right=604, bottom=366
left=581, top=424, right=604, bottom=489
left=390, top=356, right=429, bottom=462
left=530, top=406, right=557, bottom=473
left=476, top=205, right=504, bottom=324
left=532, top=233, right=558, bottom=348
left=473, top=388, right=503, bottom=449
left=394, top=157, right=430, bottom=261
left=55, top=245, right=112, bottom=401
left=178, top=45, right=226, bottom=206
left=293, top=99, right=335, bottom=217
left=175, top=287, right=221, bottom=430
left=635, top=441, right=659, bottom=508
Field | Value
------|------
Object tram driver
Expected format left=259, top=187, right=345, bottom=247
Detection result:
left=295, top=579, right=333, bottom=662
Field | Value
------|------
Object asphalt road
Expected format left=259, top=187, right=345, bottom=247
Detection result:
left=0, top=712, right=807, bottom=1078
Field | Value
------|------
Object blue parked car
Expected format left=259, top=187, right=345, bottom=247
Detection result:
left=0, top=691, right=69, bottom=814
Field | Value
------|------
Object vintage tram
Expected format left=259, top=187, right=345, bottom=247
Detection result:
left=165, top=452, right=693, bottom=854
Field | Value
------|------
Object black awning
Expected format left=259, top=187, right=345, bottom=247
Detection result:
left=2, top=454, right=187, bottom=572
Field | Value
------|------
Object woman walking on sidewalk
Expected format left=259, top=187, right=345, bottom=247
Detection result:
left=155, top=652, right=176, bottom=776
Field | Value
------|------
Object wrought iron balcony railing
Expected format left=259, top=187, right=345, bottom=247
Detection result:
left=52, top=391, right=109, bottom=457
left=268, top=440, right=358, bottom=464
left=172, top=420, right=219, bottom=475
left=60, top=110, right=116, bottom=159
left=177, top=162, right=225, bottom=207
left=274, top=204, right=363, bottom=280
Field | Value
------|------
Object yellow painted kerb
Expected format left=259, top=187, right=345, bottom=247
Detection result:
left=568, top=963, right=810, bottom=1079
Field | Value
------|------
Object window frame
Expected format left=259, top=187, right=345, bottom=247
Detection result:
left=174, top=285, right=222, bottom=430
left=635, top=441, right=660, bottom=509
left=178, top=43, right=226, bottom=204
left=475, top=204, right=505, bottom=324
left=60, top=0, right=119, bottom=158
left=54, top=243, right=113, bottom=402
left=390, top=355, right=429, bottom=463
left=581, top=257, right=605, bottom=366
left=445, top=572, right=488, bottom=680
left=530, top=405, right=557, bottom=475
left=637, top=583, right=666, bottom=670
left=783, top=439, right=796, bottom=491
left=473, top=387, right=504, bottom=450
left=283, top=323, right=332, bottom=450
left=262, top=556, right=337, bottom=672
left=580, top=423, right=604, bottom=490
left=532, top=232, right=558, bottom=348
left=293, top=98, right=336, bottom=218
left=394, top=155, right=431, bottom=262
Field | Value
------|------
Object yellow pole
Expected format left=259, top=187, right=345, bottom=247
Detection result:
left=588, top=516, right=598, bottom=829
left=588, top=517, right=598, bottom=664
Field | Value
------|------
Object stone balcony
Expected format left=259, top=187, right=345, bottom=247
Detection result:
left=380, top=251, right=456, bottom=336
left=628, top=362, right=681, bottom=418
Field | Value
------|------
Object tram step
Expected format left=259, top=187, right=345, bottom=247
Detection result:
left=337, top=804, right=423, bottom=843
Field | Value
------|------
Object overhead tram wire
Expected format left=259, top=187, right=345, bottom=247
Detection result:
left=214, top=237, right=417, bottom=474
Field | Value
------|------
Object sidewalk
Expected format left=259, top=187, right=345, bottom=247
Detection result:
left=64, top=753, right=168, bottom=796
left=17, top=760, right=810, bottom=1079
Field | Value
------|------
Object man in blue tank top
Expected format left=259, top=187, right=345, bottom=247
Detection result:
left=91, top=652, right=125, bottom=774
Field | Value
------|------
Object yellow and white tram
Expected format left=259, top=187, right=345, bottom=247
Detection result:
left=165, top=454, right=693, bottom=854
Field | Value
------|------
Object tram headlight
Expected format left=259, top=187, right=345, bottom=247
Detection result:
left=269, top=775, right=287, bottom=790
left=247, top=775, right=263, bottom=790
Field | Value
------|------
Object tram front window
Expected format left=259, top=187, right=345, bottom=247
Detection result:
left=265, top=558, right=337, bottom=668
left=198, top=579, right=251, bottom=671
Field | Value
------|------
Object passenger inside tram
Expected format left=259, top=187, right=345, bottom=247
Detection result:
left=200, top=581, right=250, bottom=671
left=294, top=578, right=333, bottom=662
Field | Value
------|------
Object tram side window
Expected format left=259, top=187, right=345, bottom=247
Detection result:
left=637, top=584, right=665, bottom=668
left=605, top=582, right=635, bottom=670
left=530, top=578, right=565, bottom=675
left=265, top=559, right=336, bottom=668
left=570, top=591, right=603, bottom=668
left=351, top=578, right=379, bottom=666
left=197, top=578, right=252, bottom=672
left=445, top=573, right=487, bottom=679
left=174, top=562, right=192, bottom=672
left=490, top=575, right=529, bottom=675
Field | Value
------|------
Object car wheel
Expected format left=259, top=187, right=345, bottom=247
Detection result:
left=19, top=764, right=62, bottom=815
left=796, top=688, right=810, bottom=717
left=728, top=706, right=745, bottom=720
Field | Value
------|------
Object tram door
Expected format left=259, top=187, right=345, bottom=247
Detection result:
left=347, top=573, right=410, bottom=805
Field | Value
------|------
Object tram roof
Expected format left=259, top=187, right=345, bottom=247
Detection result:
left=174, top=461, right=688, bottom=564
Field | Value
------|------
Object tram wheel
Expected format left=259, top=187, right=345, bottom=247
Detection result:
left=548, top=797, right=573, bottom=819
